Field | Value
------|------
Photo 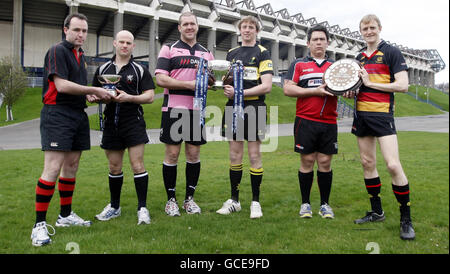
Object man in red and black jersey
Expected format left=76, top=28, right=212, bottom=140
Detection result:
left=284, top=25, right=355, bottom=220
left=31, top=13, right=113, bottom=247
left=352, top=14, right=415, bottom=240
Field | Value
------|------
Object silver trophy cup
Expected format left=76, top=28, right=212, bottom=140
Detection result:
left=97, top=74, right=122, bottom=96
left=208, top=60, right=231, bottom=88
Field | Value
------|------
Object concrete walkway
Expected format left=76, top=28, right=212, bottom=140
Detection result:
left=0, top=110, right=448, bottom=151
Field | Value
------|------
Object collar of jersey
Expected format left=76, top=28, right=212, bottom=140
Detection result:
left=61, top=39, right=84, bottom=53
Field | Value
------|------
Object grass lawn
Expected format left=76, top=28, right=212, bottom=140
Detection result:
left=408, top=85, right=449, bottom=111
left=0, top=132, right=448, bottom=254
left=1, top=84, right=445, bottom=129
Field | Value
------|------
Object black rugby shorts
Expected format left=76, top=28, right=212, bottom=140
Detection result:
left=100, top=115, right=149, bottom=150
left=293, top=117, right=338, bottom=155
left=40, top=105, right=90, bottom=151
left=221, top=100, right=267, bottom=142
left=351, top=114, right=397, bottom=137
left=159, top=108, right=207, bottom=146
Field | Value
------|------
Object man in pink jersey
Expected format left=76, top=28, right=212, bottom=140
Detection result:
left=155, top=12, right=214, bottom=216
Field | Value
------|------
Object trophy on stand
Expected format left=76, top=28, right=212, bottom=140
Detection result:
left=96, top=74, right=121, bottom=131
left=208, top=60, right=232, bottom=88
left=97, top=74, right=122, bottom=96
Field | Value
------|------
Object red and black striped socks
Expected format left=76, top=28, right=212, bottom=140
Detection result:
left=58, top=177, right=76, bottom=217
left=35, top=178, right=56, bottom=224
left=35, top=177, right=76, bottom=223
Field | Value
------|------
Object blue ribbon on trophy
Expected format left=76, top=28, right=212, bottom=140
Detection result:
left=193, top=58, right=209, bottom=127
left=232, top=60, right=244, bottom=134
left=97, top=74, right=121, bottom=131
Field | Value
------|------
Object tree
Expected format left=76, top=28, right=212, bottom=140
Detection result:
left=0, top=56, right=28, bottom=121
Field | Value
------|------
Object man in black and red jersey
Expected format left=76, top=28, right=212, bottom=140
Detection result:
left=352, top=14, right=415, bottom=240
left=31, top=13, right=113, bottom=247
left=215, top=15, right=273, bottom=219
left=283, top=24, right=355, bottom=220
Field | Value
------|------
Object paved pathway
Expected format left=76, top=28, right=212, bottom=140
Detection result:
left=0, top=109, right=447, bottom=150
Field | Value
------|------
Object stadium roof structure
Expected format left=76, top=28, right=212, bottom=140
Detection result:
left=0, top=0, right=445, bottom=73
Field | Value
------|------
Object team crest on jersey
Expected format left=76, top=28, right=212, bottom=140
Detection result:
left=376, top=57, right=383, bottom=64
left=127, top=75, right=134, bottom=83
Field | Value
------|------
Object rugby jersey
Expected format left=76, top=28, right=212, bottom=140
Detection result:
left=356, top=40, right=408, bottom=116
left=226, top=43, right=273, bottom=102
left=155, top=40, right=214, bottom=111
left=286, top=55, right=337, bottom=124
left=42, top=39, right=88, bottom=109
left=92, top=55, right=155, bottom=119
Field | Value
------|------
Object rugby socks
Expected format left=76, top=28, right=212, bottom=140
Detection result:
left=230, top=164, right=243, bottom=202
left=109, top=172, right=124, bottom=209
left=298, top=171, right=314, bottom=204
left=185, top=161, right=201, bottom=200
left=134, top=171, right=149, bottom=210
left=317, top=170, right=332, bottom=206
left=250, top=167, right=263, bottom=202
left=35, top=178, right=56, bottom=224
left=58, top=177, right=76, bottom=218
left=392, top=184, right=411, bottom=221
left=364, top=177, right=383, bottom=215
left=163, top=162, right=177, bottom=200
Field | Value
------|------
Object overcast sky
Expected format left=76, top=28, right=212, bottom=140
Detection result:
left=252, top=0, right=449, bottom=84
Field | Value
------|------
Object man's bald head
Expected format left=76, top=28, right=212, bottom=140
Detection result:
left=113, top=30, right=135, bottom=58
left=115, top=30, right=135, bottom=41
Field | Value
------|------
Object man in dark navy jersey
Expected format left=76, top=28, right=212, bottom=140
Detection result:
left=352, top=14, right=415, bottom=240
left=31, top=13, right=112, bottom=247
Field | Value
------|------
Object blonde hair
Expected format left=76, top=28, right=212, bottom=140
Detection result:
left=238, top=15, right=260, bottom=32
left=359, top=14, right=382, bottom=29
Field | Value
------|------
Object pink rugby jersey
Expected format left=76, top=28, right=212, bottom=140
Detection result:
left=155, top=40, right=214, bottom=111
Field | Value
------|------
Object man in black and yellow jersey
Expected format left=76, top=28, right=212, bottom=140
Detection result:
left=352, top=14, right=415, bottom=240
left=216, top=15, right=273, bottom=219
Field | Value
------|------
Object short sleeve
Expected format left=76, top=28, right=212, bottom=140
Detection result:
left=141, top=68, right=156, bottom=91
left=155, top=44, right=171, bottom=75
left=46, top=44, right=69, bottom=81
left=286, top=60, right=300, bottom=83
left=259, top=49, right=273, bottom=76
left=388, top=46, right=408, bottom=74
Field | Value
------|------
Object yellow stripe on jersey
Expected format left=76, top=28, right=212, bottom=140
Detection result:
left=258, top=45, right=268, bottom=52
left=228, top=46, right=240, bottom=53
left=369, top=73, right=391, bottom=84
left=259, top=59, right=273, bottom=74
left=356, top=101, right=390, bottom=113
left=244, top=96, right=259, bottom=101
